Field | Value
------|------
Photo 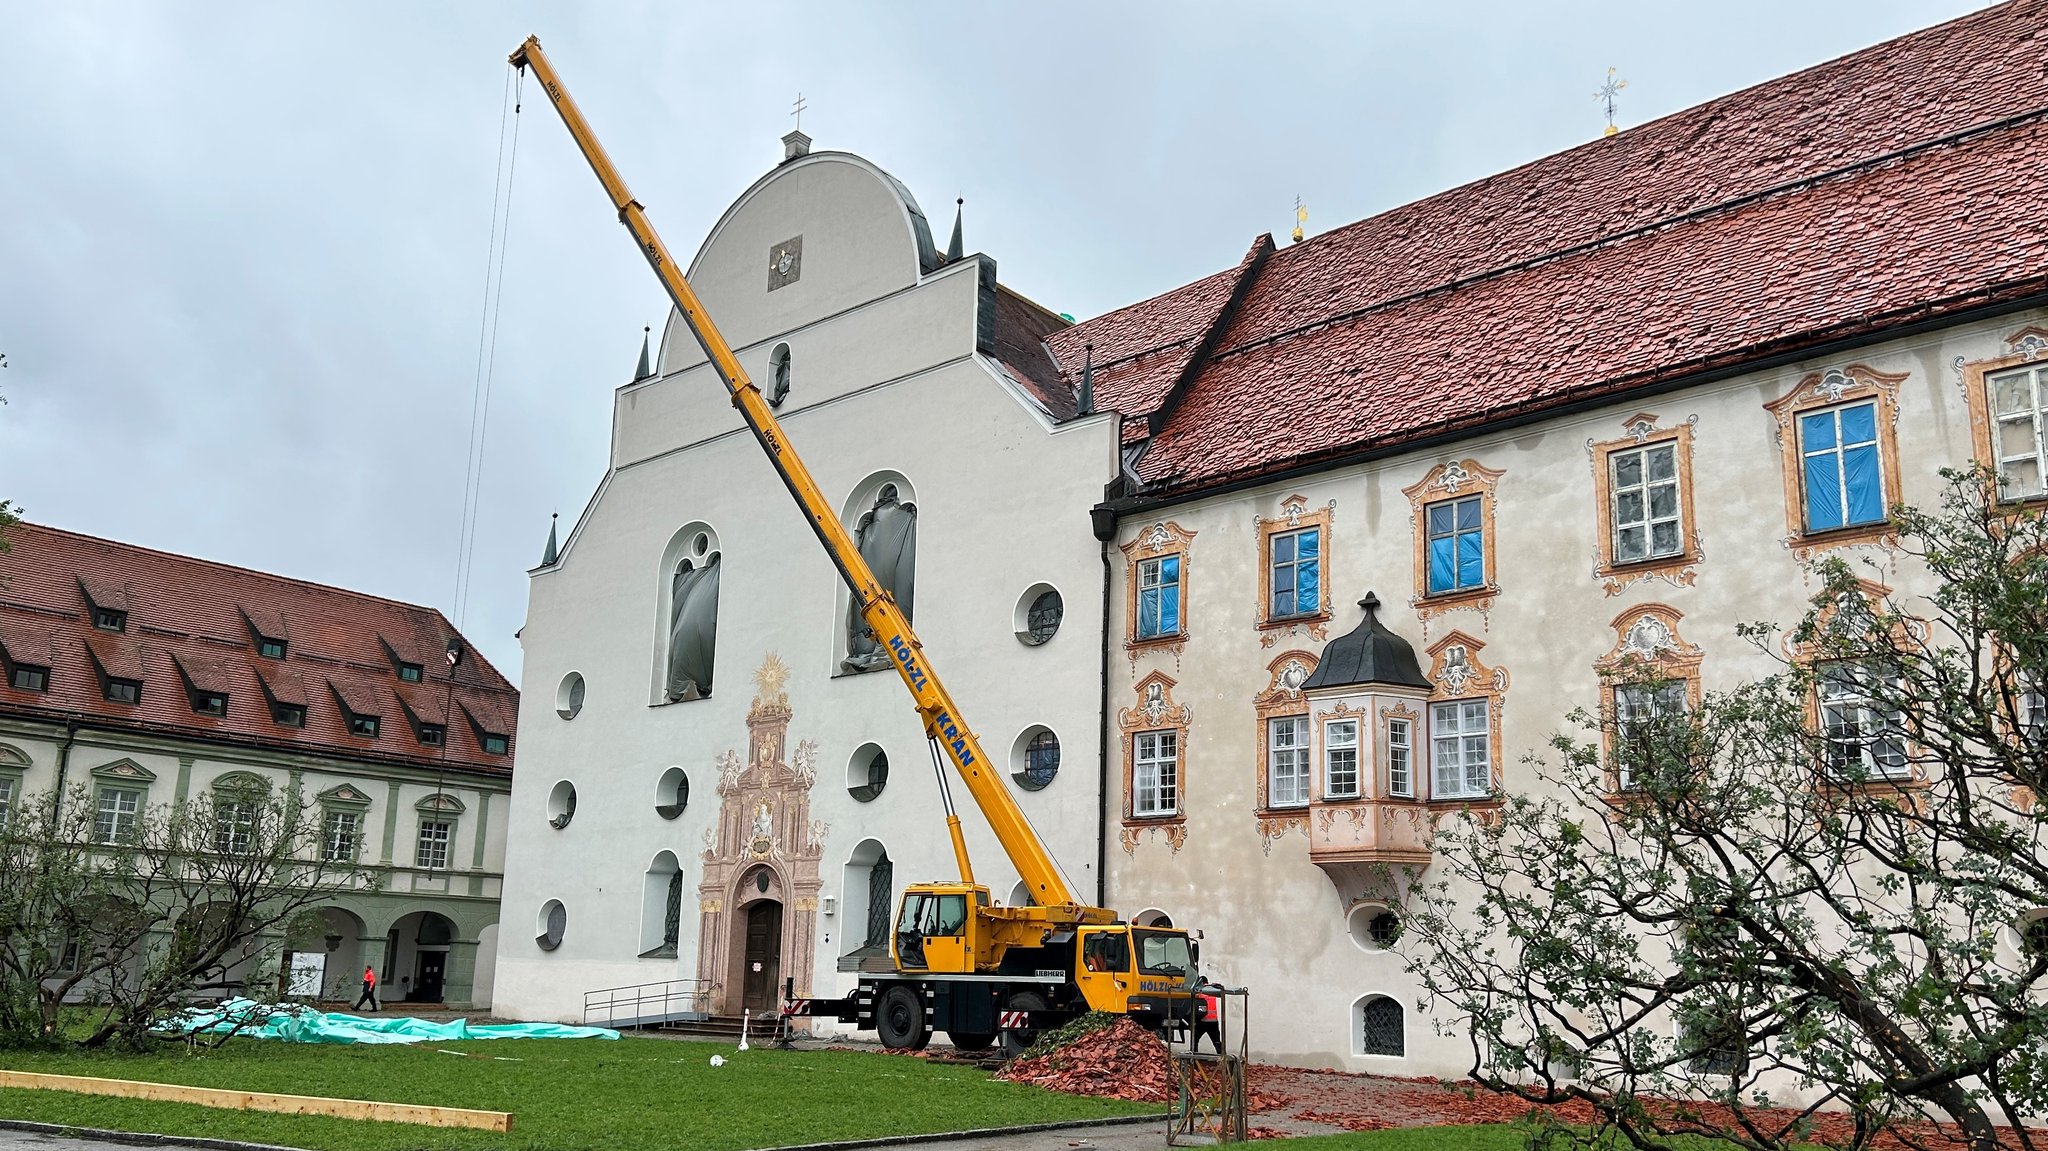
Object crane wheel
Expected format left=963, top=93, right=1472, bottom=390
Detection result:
left=947, top=1031, right=995, bottom=1052
left=999, top=990, right=1048, bottom=1059
left=877, top=985, right=932, bottom=1051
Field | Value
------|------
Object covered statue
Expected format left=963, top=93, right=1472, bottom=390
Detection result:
left=842, top=484, right=916, bottom=673
left=666, top=553, right=721, bottom=700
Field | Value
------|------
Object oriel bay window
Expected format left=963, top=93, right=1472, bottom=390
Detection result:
left=1324, top=718, right=1360, bottom=799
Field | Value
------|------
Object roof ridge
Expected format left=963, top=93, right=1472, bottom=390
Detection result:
left=14, top=521, right=460, bottom=623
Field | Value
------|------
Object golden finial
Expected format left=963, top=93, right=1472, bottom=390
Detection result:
left=1596, top=68, right=1627, bottom=138
left=1292, top=196, right=1308, bottom=244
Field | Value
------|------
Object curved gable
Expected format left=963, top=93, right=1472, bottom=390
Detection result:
left=658, top=152, right=937, bottom=375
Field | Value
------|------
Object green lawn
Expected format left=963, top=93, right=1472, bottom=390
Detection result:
left=0, top=1034, right=1152, bottom=1151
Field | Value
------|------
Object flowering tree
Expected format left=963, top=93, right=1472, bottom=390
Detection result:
left=1408, top=470, right=2048, bottom=1151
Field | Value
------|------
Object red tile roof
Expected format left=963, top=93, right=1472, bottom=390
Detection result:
left=1056, top=0, right=2048, bottom=496
left=0, top=523, right=518, bottom=778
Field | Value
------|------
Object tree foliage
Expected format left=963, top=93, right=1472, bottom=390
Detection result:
left=1407, top=469, right=2048, bottom=1151
left=0, top=783, right=370, bottom=1049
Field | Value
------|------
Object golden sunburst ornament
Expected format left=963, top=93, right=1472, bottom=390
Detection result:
left=753, top=652, right=790, bottom=700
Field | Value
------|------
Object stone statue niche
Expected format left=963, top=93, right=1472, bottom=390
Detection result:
left=667, top=552, right=722, bottom=701
left=842, top=484, right=917, bottom=673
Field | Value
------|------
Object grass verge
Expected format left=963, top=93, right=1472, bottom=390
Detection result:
left=0, top=1034, right=1152, bottom=1151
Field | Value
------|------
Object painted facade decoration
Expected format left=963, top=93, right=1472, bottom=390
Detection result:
left=696, top=654, right=826, bottom=1015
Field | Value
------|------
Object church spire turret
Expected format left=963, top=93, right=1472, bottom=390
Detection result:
left=541, top=513, right=559, bottom=567
left=632, top=325, right=653, bottom=382
left=946, top=198, right=964, bottom=263
left=1077, top=342, right=1095, bottom=416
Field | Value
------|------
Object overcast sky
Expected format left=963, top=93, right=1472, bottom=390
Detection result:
left=0, top=0, right=1985, bottom=680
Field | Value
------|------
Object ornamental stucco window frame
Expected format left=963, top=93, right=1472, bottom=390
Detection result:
left=1253, top=653, right=1318, bottom=830
left=1117, top=671, right=1190, bottom=854
left=1254, top=496, right=1334, bottom=640
left=316, top=783, right=373, bottom=863
left=1764, top=365, right=1905, bottom=559
left=1422, top=632, right=1508, bottom=805
left=1403, top=461, right=1504, bottom=622
left=1122, top=521, right=1195, bottom=660
left=1960, top=327, right=2048, bottom=503
left=1791, top=579, right=1926, bottom=793
left=413, top=792, right=466, bottom=871
left=89, top=759, right=156, bottom=845
left=1594, top=604, right=1705, bottom=792
left=1588, top=413, right=1702, bottom=596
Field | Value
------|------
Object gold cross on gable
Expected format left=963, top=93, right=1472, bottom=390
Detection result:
left=791, top=92, right=806, bottom=132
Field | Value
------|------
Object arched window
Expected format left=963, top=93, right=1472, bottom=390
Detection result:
left=1356, top=995, right=1404, bottom=1056
left=768, top=343, right=792, bottom=407
left=661, top=525, right=722, bottom=701
left=640, top=851, right=682, bottom=958
left=839, top=840, right=894, bottom=966
left=841, top=477, right=916, bottom=674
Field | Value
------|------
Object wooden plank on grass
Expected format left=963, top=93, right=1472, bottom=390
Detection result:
left=0, top=1069, right=512, bottom=1132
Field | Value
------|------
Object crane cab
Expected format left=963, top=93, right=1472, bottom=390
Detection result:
left=893, top=882, right=989, bottom=973
left=1075, top=923, right=1197, bottom=1020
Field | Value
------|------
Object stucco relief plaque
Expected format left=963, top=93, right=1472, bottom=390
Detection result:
left=768, top=235, right=803, bottom=291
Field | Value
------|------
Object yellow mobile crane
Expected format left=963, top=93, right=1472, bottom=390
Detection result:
left=509, top=38, right=1196, bottom=1055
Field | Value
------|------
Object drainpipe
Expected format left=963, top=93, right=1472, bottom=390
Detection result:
left=1091, top=506, right=1119, bottom=909
left=51, top=721, right=78, bottom=816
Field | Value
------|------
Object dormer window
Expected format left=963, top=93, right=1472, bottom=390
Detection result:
left=398, top=663, right=423, bottom=683
left=272, top=701, right=306, bottom=727
left=258, top=638, right=286, bottom=660
left=348, top=714, right=380, bottom=738
left=9, top=665, right=48, bottom=692
left=92, top=607, right=128, bottom=632
left=418, top=723, right=445, bottom=747
left=104, top=678, right=140, bottom=704
left=192, top=691, right=228, bottom=717
left=482, top=733, right=508, bottom=756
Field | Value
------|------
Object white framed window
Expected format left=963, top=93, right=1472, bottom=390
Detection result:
left=1818, top=663, right=1909, bottom=780
left=1430, top=700, right=1491, bottom=800
left=1386, top=717, right=1414, bottom=798
left=213, top=798, right=257, bottom=854
left=1133, top=731, right=1178, bottom=817
left=1613, top=682, right=1688, bottom=789
left=0, top=776, right=15, bottom=832
left=94, top=786, right=142, bottom=844
left=323, top=810, right=361, bottom=862
left=1324, top=719, right=1360, bottom=799
left=1610, top=442, right=1683, bottom=563
left=2023, top=676, right=2046, bottom=743
left=1267, top=716, right=1309, bottom=807
left=1989, top=363, right=2048, bottom=499
left=415, top=819, right=453, bottom=870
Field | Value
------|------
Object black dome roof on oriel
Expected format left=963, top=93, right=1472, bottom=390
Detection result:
left=1299, top=592, right=1431, bottom=691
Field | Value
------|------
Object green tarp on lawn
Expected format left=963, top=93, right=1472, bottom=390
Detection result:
left=162, top=998, right=620, bottom=1044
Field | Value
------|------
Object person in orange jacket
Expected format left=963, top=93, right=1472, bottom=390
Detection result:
left=353, top=964, right=379, bottom=1012
left=1193, top=977, right=1225, bottom=1053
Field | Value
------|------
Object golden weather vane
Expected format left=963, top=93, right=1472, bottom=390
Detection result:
left=1292, top=196, right=1308, bottom=244
left=1597, top=67, right=1627, bottom=137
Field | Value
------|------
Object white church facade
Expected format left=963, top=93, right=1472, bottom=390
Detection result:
left=496, top=1, right=2048, bottom=1078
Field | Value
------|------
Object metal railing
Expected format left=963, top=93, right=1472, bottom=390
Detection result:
left=582, top=979, right=711, bottom=1028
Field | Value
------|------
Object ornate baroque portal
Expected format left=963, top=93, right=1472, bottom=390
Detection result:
left=697, top=654, right=827, bottom=1016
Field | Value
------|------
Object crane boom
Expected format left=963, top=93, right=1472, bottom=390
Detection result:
left=510, top=37, right=1089, bottom=917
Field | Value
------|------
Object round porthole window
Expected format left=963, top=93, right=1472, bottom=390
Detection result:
left=1011, top=727, right=1060, bottom=791
left=2021, top=913, right=2048, bottom=958
left=1014, top=584, right=1063, bottom=646
left=848, top=744, right=888, bottom=803
left=547, top=780, right=578, bottom=829
left=537, top=900, right=567, bottom=951
left=656, top=766, right=690, bottom=820
left=1348, top=904, right=1402, bottom=952
left=556, top=671, right=586, bottom=720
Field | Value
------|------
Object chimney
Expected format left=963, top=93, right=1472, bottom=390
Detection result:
left=782, top=130, right=811, bottom=163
